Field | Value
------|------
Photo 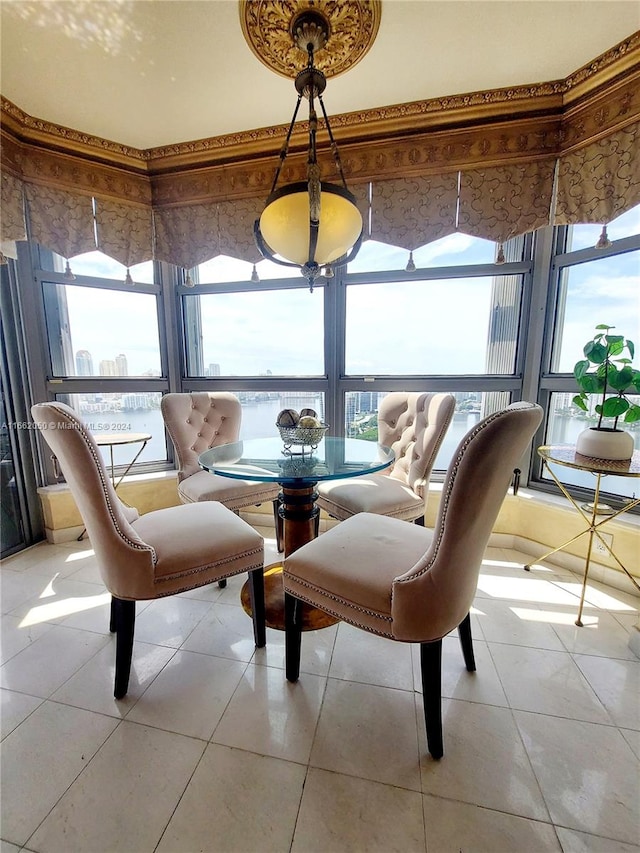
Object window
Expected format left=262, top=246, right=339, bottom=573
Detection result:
left=43, top=281, right=162, bottom=378
left=347, top=233, right=498, bottom=273
left=537, top=203, right=640, bottom=501
left=234, top=391, right=326, bottom=438
left=345, top=274, right=522, bottom=375
left=183, top=283, right=324, bottom=377
left=32, top=249, right=169, bottom=470
left=344, top=390, right=510, bottom=472
left=551, top=252, right=639, bottom=373
left=15, top=203, right=640, bottom=509
left=195, top=255, right=302, bottom=284
left=565, top=206, right=640, bottom=252
left=65, top=252, right=155, bottom=285
left=56, top=392, right=164, bottom=467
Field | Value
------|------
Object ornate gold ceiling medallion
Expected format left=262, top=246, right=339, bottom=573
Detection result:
left=239, top=0, right=382, bottom=79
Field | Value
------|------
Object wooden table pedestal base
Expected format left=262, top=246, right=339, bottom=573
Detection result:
left=241, top=563, right=339, bottom=632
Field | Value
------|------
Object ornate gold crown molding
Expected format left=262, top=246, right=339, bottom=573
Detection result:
left=564, top=29, right=640, bottom=101
left=0, top=97, right=147, bottom=172
left=239, top=0, right=382, bottom=80
left=1, top=32, right=638, bottom=203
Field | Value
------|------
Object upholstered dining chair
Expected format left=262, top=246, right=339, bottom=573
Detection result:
left=161, top=392, right=283, bottom=551
left=284, top=402, right=543, bottom=759
left=31, top=401, right=266, bottom=700
left=316, top=392, right=455, bottom=526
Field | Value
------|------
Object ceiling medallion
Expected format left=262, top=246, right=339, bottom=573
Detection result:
left=239, top=1, right=382, bottom=79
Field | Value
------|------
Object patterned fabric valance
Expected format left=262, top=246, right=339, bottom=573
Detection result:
left=153, top=203, right=220, bottom=269
left=351, top=183, right=372, bottom=242
left=3, top=119, right=638, bottom=270
left=1, top=171, right=26, bottom=242
left=370, top=175, right=458, bottom=250
left=554, top=121, right=640, bottom=226
left=218, top=197, right=264, bottom=265
left=95, top=199, right=154, bottom=270
left=24, top=184, right=96, bottom=260
left=458, top=160, right=557, bottom=244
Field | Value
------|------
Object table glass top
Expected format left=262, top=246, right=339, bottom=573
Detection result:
left=94, top=433, right=151, bottom=446
left=199, top=436, right=394, bottom=484
left=539, top=445, right=640, bottom=477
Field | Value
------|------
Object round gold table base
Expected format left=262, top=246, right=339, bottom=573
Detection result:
left=241, top=563, right=339, bottom=632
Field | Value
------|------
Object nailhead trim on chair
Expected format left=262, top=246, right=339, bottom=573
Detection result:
left=285, top=575, right=393, bottom=627
left=394, top=406, right=522, bottom=586
left=154, top=548, right=264, bottom=585
left=286, top=585, right=395, bottom=637
left=152, top=563, right=263, bottom=599
left=46, top=404, right=157, bottom=562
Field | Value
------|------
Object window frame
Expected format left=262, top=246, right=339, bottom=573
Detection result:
left=529, top=225, right=640, bottom=502
left=12, top=211, right=639, bottom=511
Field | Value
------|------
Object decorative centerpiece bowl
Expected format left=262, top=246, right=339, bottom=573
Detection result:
left=277, top=422, right=329, bottom=453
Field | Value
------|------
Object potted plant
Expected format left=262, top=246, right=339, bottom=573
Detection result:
left=572, top=324, right=640, bottom=460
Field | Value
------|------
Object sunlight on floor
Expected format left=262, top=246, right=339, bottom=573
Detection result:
left=39, top=577, right=59, bottom=598
left=64, top=548, right=95, bottom=563
left=481, top=557, right=555, bottom=573
left=509, top=606, right=600, bottom=626
left=476, top=574, right=580, bottom=604
left=19, top=592, right=111, bottom=627
left=554, top=582, right=637, bottom=612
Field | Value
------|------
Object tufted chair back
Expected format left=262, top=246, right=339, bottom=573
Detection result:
left=377, top=392, right=456, bottom=496
left=161, top=392, right=243, bottom=482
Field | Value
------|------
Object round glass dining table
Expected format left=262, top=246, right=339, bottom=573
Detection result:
left=199, top=436, right=394, bottom=630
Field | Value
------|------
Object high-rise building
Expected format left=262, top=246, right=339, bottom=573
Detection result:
left=208, top=363, right=221, bottom=376
left=75, top=349, right=93, bottom=376
left=99, top=360, right=117, bottom=376
left=115, top=353, right=128, bottom=376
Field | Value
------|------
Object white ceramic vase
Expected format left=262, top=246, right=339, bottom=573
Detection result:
left=575, top=427, right=635, bottom=461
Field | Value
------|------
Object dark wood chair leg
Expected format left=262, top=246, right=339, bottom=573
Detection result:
left=420, top=639, right=444, bottom=760
left=113, top=598, right=136, bottom=700
left=285, top=592, right=302, bottom=682
left=458, top=612, right=476, bottom=672
left=313, top=509, right=320, bottom=539
left=218, top=579, right=227, bottom=589
left=248, top=567, right=266, bottom=648
left=109, top=596, right=117, bottom=633
left=273, top=497, right=284, bottom=553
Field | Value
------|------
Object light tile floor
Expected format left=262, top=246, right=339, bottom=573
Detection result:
left=1, top=530, right=639, bottom=853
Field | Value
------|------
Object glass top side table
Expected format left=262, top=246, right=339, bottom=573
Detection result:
left=74, top=432, right=151, bottom=541
left=94, top=432, right=152, bottom=489
left=525, top=445, right=640, bottom=626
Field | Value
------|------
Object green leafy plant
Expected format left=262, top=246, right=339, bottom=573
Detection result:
left=573, top=324, right=640, bottom=429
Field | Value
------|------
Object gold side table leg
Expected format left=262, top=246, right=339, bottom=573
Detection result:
left=532, top=461, right=640, bottom=626
left=574, top=476, right=602, bottom=627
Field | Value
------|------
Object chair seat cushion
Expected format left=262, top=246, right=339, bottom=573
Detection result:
left=283, top=513, right=433, bottom=636
left=178, top=469, right=279, bottom=510
left=133, top=502, right=264, bottom=596
left=316, top=474, right=424, bottom=521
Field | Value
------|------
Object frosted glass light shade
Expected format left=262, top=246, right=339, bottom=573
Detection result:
left=258, top=181, right=362, bottom=267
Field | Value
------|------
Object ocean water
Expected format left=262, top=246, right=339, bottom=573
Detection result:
left=82, top=400, right=638, bottom=500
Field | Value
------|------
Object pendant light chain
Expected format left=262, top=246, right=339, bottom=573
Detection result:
left=253, top=7, right=363, bottom=289
left=269, top=93, right=303, bottom=196
left=317, top=93, right=349, bottom=190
